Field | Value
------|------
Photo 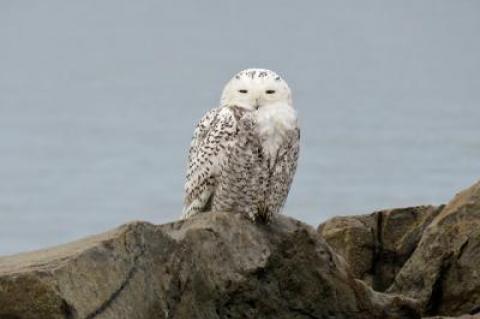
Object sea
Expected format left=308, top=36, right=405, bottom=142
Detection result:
left=1, top=0, right=479, bottom=255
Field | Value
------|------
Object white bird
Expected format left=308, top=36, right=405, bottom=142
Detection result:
left=182, top=68, right=300, bottom=222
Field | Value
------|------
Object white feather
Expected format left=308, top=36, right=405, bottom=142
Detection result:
left=182, top=68, right=300, bottom=222
left=255, top=102, right=297, bottom=160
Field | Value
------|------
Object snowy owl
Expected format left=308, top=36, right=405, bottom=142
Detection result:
left=182, top=68, right=300, bottom=222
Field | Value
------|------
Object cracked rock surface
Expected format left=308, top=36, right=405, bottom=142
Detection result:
left=389, top=181, right=480, bottom=317
left=318, top=205, right=443, bottom=291
left=0, top=212, right=419, bottom=319
left=319, top=180, right=480, bottom=318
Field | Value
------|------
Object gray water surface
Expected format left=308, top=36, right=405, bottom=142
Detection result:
left=1, top=1, right=479, bottom=256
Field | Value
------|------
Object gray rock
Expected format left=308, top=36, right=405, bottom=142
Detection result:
left=318, top=205, right=442, bottom=290
left=422, top=316, right=478, bottom=319
left=0, top=212, right=419, bottom=319
left=389, top=181, right=480, bottom=317
left=319, top=180, right=480, bottom=318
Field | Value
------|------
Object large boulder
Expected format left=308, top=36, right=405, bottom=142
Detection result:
left=0, top=212, right=419, bottom=319
left=389, top=181, right=480, bottom=317
left=318, top=205, right=442, bottom=291
left=319, top=180, right=480, bottom=317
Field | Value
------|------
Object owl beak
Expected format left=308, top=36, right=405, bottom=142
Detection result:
left=254, top=99, right=260, bottom=110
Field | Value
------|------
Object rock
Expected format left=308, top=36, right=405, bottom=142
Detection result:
left=318, top=205, right=442, bottom=290
left=0, top=222, right=153, bottom=319
left=389, top=181, right=480, bottom=317
left=0, top=212, right=420, bottom=319
left=318, top=212, right=376, bottom=286
left=318, top=180, right=480, bottom=317
left=423, top=316, right=478, bottom=319
left=5, top=179, right=480, bottom=319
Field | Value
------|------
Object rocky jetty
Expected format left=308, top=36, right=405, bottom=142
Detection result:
left=1, top=180, right=480, bottom=318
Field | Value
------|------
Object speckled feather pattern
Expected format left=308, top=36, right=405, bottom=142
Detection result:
left=182, top=69, right=300, bottom=222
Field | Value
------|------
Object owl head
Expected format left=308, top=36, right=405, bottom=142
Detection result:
left=220, top=68, right=292, bottom=111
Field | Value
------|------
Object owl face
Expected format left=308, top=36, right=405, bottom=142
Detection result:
left=221, top=69, right=292, bottom=111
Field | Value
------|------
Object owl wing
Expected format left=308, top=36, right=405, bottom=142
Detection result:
left=268, top=126, right=300, bottom=216
left=182, top=106, right=237, bottom=219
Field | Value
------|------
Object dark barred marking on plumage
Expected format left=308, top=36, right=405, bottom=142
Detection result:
left=182, top=105, right=299, bottom=222
left=234, top=69, right=280, bottom=81
left=182, top=68, right=298, bottom=222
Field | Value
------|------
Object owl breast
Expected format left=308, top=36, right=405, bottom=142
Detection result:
left=255, top=102, right=298, bottom=161
left=210, top=104, right=298, bottom=221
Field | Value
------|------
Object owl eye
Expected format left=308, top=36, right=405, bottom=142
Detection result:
left=265, top=90, right=276, bottom=94
left=238, top=89, right=248, bottom=94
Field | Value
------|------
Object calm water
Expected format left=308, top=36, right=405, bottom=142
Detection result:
left=1, top=1, right=479, bottom=256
